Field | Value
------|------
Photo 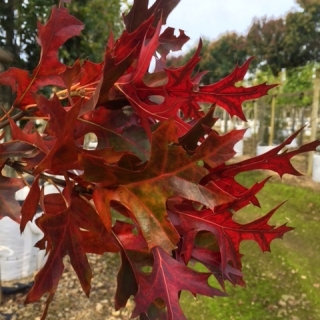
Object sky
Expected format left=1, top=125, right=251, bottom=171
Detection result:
left=164, top=0, right=300, bottom=52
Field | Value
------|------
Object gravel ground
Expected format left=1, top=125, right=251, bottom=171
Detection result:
left=0, top=253, right=136, bottom=320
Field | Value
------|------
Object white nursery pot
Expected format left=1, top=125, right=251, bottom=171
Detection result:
left=312, top=154, right=320, bottom=182
left=0, top=217, right=45, bottom=281
left=234, top=140, right=244, bottom=157
left=235, top=125, right=252, bottom=140
left=243, top=127, right=252, bottom=140
left=256, top=144, right=279, bottom=156
left=0, top=185, right=49, bottom=281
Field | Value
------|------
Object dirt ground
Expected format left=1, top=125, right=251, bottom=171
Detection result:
left=0, top=254, right=135, bottom=320
left=0, top=254, right=133, bottom=320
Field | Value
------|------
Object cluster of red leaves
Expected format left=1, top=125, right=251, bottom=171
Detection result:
left=0, top=1, right=319, bottom=319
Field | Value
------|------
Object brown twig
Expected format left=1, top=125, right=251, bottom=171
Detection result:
left=5, top=159, right=92, bottom=195
left=0, top=107, right=38, bottom=130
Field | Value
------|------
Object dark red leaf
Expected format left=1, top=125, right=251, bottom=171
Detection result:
left=112, top=221, right=150, bottom=310
left=25, top=191, right=111, bottom=314
left=80, top=120, right=240, bottom=252
left=123, top=0, right=180, bottom=33
left=33, top=96, right=82, bottom=174
left=0, top=140, right=39, bottom=160
left=157, top=27, right=190, bottom=61
left=61, top=59, right=82, bottom=92
left=191, top=246, right=244, bottom=288
left=9, top=118, right=49, bottom=153
left=0, top=166, right=24, bottom=222
left=20, top=175, right=41, bottom=232
left=132, top=246, right=226, bottom=320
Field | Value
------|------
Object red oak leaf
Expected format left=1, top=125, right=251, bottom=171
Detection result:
left=169, top=202, right=293, bottom=273
left=0, top=7, right=83, bottom=108
left=25, top=190, right=115, bottom=317
left=80, top=120, right=241, bottom=252
left=9, top=118, right=49, bottom=154
left=0, top=140, right=39, bottom=161
left=0, top=165, right=24, bottom=222
left=81, top=16, right=156, bottom=115
left=20, top=175, right=41, bottom=232
left=165, top=42, right=276, bottom=120
left=212, top=176, right=271, bottom=213
left=33, top=95, right=82, bottom=174
left=191, top=245, right=244, bottom=288
left=80, top=60, right=104, bottom=86
left=132, top=246, right=226, bottom=320
left=76, top=109, right=151, bottom=162
left=61, top=59, right=82, bottom=93
left=118, top=40, right=274, bottom=138
left=112, top=221, right=151, bottom=311
left=205, top=127, right=320, bottom=181
left=123, top=0, right=180, bottom=33
left=157, top=27, right=190, bottom=61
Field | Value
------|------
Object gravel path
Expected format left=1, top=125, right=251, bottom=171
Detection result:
left=0, top=253, right=135, bottom=320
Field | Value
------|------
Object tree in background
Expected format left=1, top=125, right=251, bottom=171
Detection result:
left=0, top=0, right=126, bottom=70
left=177, top=0, right=320, bottom=148
left=198, top=33, right=248, bottom=84
left=278, top=64, right=314, bottom=141
left=171, top=0, right=320, bottom=82
left=61, top=0, right=128, bottom=63
left=0, top=0, right=126, bottom=134
left=246, top=17, right=286, bottom=77
left=280, top=65, right=314, bottom=107
left=246, top=0, right=320, bottom=75
left=169, top=33, right=248, bottom=85
left=284, top=0, right=320, bottom=68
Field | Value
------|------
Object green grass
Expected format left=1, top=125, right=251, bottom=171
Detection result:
left=180, top=171, right=320, bottom=320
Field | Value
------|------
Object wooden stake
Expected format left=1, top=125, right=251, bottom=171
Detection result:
left=268, top=94, right=276, bottom=146
left=307, top=69, right=320, bottom=176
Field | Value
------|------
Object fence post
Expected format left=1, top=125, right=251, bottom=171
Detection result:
left=307, top=69, right=320, bottom=176
left=268, top=94, right=276, bottom=146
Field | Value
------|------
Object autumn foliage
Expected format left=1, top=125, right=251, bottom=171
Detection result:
left=0, top=1, right=319, bottom=319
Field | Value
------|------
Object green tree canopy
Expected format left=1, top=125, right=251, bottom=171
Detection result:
left=284, top=1, right=320, bottom=68
left=174, top=33, right=248, bottom=85
left=0, top=0, right=126, bottom=70
left=246, top=0, right=320, bottom=75
left=278, top=64, right=314, bottom=108
left=199, top=32, right=248, bottom=84
left=246, top=17, right=286, bottom=76
left=62, top=0, right=126, bottom=63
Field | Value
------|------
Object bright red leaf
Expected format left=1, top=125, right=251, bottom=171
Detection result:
left=0, top=7, right=83, bottom=109
left=169, top=202, right=293, bottom=273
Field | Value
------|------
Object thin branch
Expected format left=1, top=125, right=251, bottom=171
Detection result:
left=0, top=106, right=14, bottom=121
left=5, top=159, right=92, bottom=195
left=0, top=107, right=38, bottom=130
